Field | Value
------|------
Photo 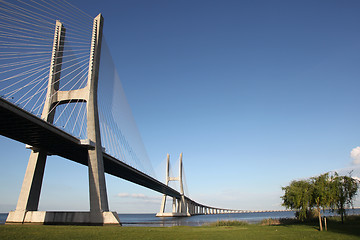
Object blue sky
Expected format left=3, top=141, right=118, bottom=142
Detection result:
left=1, top=0, right=360, bottom=213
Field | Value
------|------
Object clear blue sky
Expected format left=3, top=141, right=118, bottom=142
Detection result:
left=1, top=0, right=360, bottom=213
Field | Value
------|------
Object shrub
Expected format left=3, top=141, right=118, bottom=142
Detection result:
left=209, top=220, right=248, bottom=227
left=260, top=218, right=280, bottom=225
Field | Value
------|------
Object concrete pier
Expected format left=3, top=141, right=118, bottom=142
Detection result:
left=7, top=211, right=120, bottom=225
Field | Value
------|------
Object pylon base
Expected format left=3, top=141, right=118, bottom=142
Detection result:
left=6, top=211, right=121, bottom=226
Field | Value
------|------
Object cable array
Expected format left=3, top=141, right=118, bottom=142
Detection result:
left=182, top=161, right=190, bottom=197
left=98, top=39, right=156, bottom=178
left=0, top=0, right=92, bottom=139
left=0, top=0, right=157, bottom=179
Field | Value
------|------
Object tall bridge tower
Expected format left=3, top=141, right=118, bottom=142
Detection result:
left=6, top=14, right=120, bottom=226
left=156, top=153, right=190, bottom=217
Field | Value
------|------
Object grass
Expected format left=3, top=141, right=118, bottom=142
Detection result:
left=0, top=216, right=360, bottom=240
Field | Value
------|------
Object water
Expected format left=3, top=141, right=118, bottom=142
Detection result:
left=1, top=209, right=359, bottom=226
left=0, top=212, right=294, bottom=226
left=119, top=211, right=296, bottom=227
left=0, top=214, right=6, bottom=225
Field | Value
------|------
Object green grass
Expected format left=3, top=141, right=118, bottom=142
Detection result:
left=1, top=216, right=360, bottom=240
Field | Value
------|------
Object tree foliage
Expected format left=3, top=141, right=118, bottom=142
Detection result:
left=281, top=180, right=312, bottom=221
left=330, top=173, right=359, bottom=223
left=281, top=172, right=359, bottom=226
left=310, top=173, right=332, bottom=230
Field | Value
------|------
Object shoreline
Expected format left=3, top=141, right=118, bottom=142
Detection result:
left=2, top=210, right=360, bottom=227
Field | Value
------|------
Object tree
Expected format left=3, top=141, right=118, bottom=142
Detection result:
left=310, top=173, right=332, bottom=231
left=330, top=172, right=359, bottom=224
left=281, top=179, right=312, bottom=221
left=282, top=172, right=359, bottom=225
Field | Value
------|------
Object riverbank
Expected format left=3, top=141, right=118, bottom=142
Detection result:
left=3, top=209, right=359, bottom=226
left=0, top=216, right=359, bottom=240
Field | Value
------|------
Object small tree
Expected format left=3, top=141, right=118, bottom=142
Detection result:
left=281, top=179, right=312, bottom=221
left=310, top=173, right=332, bottom=231
left=330, top=172, right=359, bottom=224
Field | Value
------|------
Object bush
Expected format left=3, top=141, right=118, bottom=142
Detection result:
left=260, top=218, right=299, bottom=225
left=260, top=218, right=280, bottom=225
left=209, top=220, right=248, bottom=227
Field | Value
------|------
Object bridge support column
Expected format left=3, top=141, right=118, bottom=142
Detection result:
left=6, top=20, right=66, bottom=225
left=7, top=14, right=120, bottom=226
left=156, top=153, right=190, bottom=217
left=6, top=152, right=48, bottom=223
left=157, top=154, right=176, bottom=217
left=86, top=13, right=116, bottom=225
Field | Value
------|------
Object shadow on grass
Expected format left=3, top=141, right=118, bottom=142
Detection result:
left=262, top=215, right=360, bottom=238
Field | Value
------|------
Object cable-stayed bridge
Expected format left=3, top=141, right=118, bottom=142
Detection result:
left=2, top=0, right=360, bottom=226
left=0, top=0, right=255, bottom=225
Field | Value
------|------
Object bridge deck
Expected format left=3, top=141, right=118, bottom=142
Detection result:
left=0, top=98, right=181, bottom=199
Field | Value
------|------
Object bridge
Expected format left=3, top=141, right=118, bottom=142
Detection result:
left=0, top=0, right=281, bottom=225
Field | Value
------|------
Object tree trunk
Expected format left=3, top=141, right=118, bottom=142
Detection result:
left=318, top=206, right=323, bottom=231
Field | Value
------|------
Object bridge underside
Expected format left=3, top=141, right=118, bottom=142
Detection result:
left=0, top=98, right=181, bottom=200
left=1, top=98, right=270, bottom=222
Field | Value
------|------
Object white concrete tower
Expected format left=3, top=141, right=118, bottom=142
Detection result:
left=6, top=20, right=66, bottom=224
left=6, top=14, right=120, bottom=225
left=156, top=153, right=190, bottom=217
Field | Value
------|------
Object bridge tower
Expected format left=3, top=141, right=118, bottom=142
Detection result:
left=156, top=153, right=190, bottom=217
left=6, top=14, right=120, bottom=225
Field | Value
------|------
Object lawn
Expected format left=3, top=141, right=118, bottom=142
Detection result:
left=0, top=216, right=359, bottom=240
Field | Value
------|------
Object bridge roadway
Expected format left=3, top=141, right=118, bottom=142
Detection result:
left=0, top=97, right=291, bottom=215
left=0, top=98, right=182, bottom=199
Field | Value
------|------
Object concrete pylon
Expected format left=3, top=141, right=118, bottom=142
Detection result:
left=6, top=14, right=120, bottom=225
left=6, top=20, right=66, bottom=225
left=178, top=153, right=189, bottom=215
left=156, top=153, right=190, bottom=217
